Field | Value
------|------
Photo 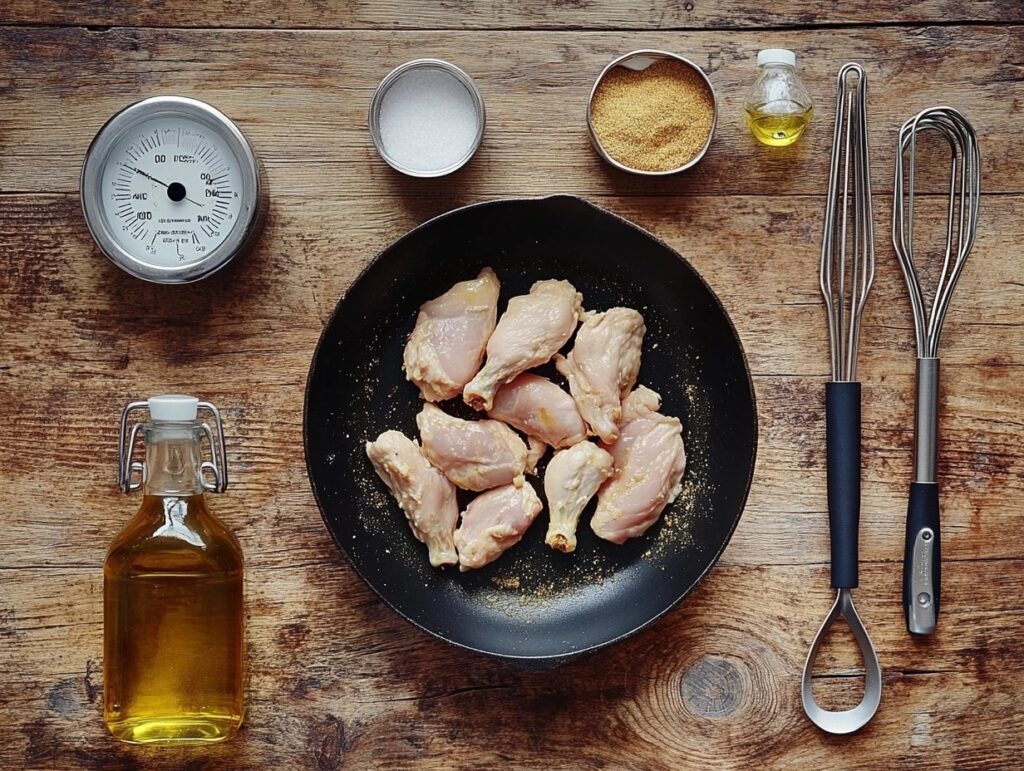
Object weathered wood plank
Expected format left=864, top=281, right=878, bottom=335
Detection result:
left=2, top=11, right=1021, bottom=769
left=1, top=26, right=1022, bottom=196
left=2, top=1, right=1021, bottom=30
left=2, top=562, right=1022, bottom=768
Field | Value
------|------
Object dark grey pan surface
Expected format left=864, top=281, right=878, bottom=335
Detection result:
left=304, top=195, right=757, bottom=666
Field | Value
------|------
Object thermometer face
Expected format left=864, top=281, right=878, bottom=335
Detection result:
left=82, top=97, right=262, bottom=284
left=101, top=116, right=244, bottom=265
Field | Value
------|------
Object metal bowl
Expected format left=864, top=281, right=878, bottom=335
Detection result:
left=587, top=50, right=718, bottom=176
left=368, top=59, right=486, bottom=178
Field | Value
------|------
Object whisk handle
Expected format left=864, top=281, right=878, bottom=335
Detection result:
left=826, top=381, right=861, bottom=589
left=903, top=482, right=940, bottom=634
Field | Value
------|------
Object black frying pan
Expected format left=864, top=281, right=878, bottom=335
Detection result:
left=304, top=195, right=757, bottom=667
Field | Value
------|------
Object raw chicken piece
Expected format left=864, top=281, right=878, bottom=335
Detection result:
left=403, top=268, right=500, bottom=402
left=416, top=403, right=527, bottom=491
left=463, top=279, right=583, bottom=411
left=525, top=436, right=547, bottom=475
left=544, top=441, right=614, bottom=553
left=365, top=430, right=459, bottom=567
left=555, top=307, right=645, bottom=444
left=591, top=386, right=686, bottom=544
left=488, top=373, right=588, bottom=450
left=455, top=482, right=543, bottom=571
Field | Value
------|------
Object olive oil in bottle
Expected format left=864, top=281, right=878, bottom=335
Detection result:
left=744, top=49, right=813, bottom=147
left=745, top=109, right=813, bottom=147
left=105, top=395, right=243, bottom=744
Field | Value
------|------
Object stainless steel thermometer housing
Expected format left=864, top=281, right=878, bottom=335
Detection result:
left=81, top=96, right=264, bottom=284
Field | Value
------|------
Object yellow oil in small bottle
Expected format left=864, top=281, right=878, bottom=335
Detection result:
left=105, top=398, right=243, bottom=744
left=745, top=105, right=813, bottom=147
left=744, top=50, right=813, bottom=147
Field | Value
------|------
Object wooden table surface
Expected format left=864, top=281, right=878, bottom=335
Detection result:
left=2, top=2, right=1022, bottom=769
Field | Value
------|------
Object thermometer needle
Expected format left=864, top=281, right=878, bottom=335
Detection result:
left=128, top=166, right=204, bottom=207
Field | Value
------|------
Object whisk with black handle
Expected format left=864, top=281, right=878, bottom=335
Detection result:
left=892, top=106, right=980, bottom=635
left=801, top=63, right=881, bottom=735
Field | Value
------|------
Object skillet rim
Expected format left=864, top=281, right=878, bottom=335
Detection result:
left=302, top=193, right=759, bottom=663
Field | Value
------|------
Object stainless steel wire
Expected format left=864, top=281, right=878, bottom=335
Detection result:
left=820, top=63, right=876, bottom=383
left=892, top=106, right=980, bottom=358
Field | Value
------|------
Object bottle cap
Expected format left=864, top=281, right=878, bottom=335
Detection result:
left=148, top=394, right=199, bottom=422
left=757, top=49, right=796, bottom=68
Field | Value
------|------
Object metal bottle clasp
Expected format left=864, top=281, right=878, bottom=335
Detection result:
left=117, top=400, right=229, bottom=493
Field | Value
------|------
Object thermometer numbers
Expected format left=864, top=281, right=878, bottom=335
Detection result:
left=100, top=117, right=244, bottom=268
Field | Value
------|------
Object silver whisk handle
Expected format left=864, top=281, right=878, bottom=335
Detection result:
left=906, top=356, right=941, bottom=635
left=914, top=357, right=939, bottom=484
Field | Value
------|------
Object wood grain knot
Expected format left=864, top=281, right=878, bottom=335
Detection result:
left=84, top=659, right=101, bottom=704
left=680, top=655, right=744, bottom=718
left=0, top=607, right=16, bottom=637
left=45, top=678, right=84, bottom=716
left=311, top=714, right=348, bottom=771
left=277, top=622, right=310, bottom=651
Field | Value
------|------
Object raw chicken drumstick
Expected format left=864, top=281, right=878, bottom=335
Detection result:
left=416, top=403, right=527, bottom=491
left=555, top=307, right=645, bottom=444
left=365, top=430, right=459, bottom=567
left=463, top=279, right=583, bottom=411
left=455, top=482, right=543, bottom=571
left=591, top=386, right=686, bottom=544
left=488, top=373, right=588, bottom=454
left=544, top=441, right=614, bottom=553
left=403, top=268, right=500, bottom=402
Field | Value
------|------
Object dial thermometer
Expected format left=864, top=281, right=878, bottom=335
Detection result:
left=81, top=96, right=264, bottom=284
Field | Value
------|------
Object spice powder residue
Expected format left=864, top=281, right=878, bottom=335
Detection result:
left=590, top=58, right=715, bottom=172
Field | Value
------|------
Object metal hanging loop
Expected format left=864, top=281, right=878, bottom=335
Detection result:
left=802, top=588, right=883, bottom=734
left=198, top=401, right=229, bottom=493
left=118, top=401, right=149, bottom=493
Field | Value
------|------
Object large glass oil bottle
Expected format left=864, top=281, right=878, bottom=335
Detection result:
left=104, top=395, right=243, bottom=744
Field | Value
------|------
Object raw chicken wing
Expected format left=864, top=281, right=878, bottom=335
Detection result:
left=555, top=307, right=645, bottom=443
left=365, top=430, right=459, bottom=567
left=525, top=436, right=547, bottom=475
left=416, top=403, right=527, bottom=491
left=591, top=386, right=686, bottom=544
left=463, top=279, right=583, bottom=411
left=403, top=268, right=500, bottom=402
left=488, top=373, right=588, bottom=449
left=544, top=441, right=614, bottom=553
left=455, top=482, right=543, bottom=570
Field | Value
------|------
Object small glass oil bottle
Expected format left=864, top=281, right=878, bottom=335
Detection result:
left=104, top=395, right=243, bottom=744
left=744, top=49, right=813, bottom=147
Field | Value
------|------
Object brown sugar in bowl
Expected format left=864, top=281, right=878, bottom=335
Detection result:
left=587, top=50, right=718, bottom=175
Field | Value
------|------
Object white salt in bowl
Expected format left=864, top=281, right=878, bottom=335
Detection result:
left=369, top=59, right=486, bottom=178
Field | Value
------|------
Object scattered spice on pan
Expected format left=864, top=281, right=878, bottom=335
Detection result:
left=590, top=58, right=715, bottom=172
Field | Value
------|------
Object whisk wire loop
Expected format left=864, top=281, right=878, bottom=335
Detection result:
left=892, top=106, right=980, bottom=357
left=820, top=63, right=875, bottom=382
